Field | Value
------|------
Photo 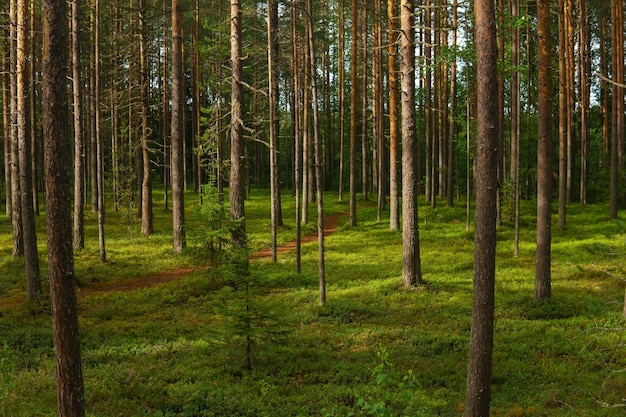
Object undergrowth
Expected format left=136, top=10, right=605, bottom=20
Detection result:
left=0, top=191, right=625, bottom=416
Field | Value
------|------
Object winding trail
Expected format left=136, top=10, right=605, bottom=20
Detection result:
left=75, top=211, right=346, bottom=299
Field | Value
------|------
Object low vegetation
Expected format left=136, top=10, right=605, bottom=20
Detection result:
left=1, top=191, right=625, bottom=416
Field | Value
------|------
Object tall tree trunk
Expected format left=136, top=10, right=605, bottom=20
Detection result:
left=95, top=0, right=106, bottom=263
left=2, top=37, right=11, bottom=219
left=374, top=0, right=385, bottom=220
left=557, top=0, right=567, bottom=230
left=535, top=0, right=553, bottom=300
left=388, top=0, right=400, bottom=231
left=139, top=0, right=153, bottom=236
left=10, top=0, right=23, bottom=258
left=565, top=0, right=574, bottom=205
left=447, top=0, right=457, bottom=208
left=424, top=1, right=433, bottom=204
left=305, top=0, right=325, bottom=305
left=337, top=0, right=345, bottom=202
left=171, top=0, right=186, bottom=251
left=18, top=0, right=41, bottom=300
left=610, top=0, right=624, bottom=219
left=464, top=0, right=498, bottom=413
left=42, top=0, right=87, bottom=413
left=268, top=0, right=283, bottom=262
left=89, top=5, right=98, bottom=214
left=578, top=0, right=589, bottom=205
left=400, top=0, right=422, bottom=287
left=71, top=0, right=84, bottom=250
left=495, top=0, right=504, bottom=227
left=230, top=0, right=247, bottom=249
left=349, top=0, right=358, bottom=227
left=511, top=0, right=521, bottom=255
left=291, top=0, right=302, bottom=273
left=361, top=7, right=368, bottom=202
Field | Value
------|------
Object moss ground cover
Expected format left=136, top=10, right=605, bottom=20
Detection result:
left=0, top=191, right=625, bottom=416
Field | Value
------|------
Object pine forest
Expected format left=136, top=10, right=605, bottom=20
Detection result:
left=1, top=0, right=626, bottom=415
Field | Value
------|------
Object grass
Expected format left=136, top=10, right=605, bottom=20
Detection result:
left=1, top=189, right=625, bottom=416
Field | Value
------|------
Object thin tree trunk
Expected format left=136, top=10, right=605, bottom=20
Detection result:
left=89, top=5, right=98, bottom=214
left=578, top=0, right=589, bottom=205
left=374, top=0, right=385, bottom=220
left=2, top=37, right=11, bottom=219
left=361, top=7, right=368, bottom=202
left=95, top=0, right=106, bottom=263
left=18, top=0, right=41, bottom=300
left=511, top=0, right=520, bottom=255
left=535, top=0, right=553, bottom=300
left=140, top=0, right=153, bottom=236
left=388, top=0, right=399, bottom=231
left=610, top=0, right=624, bottom=220
left=338, top=0, right=345, bottom=202
left=464, top=0, right=498, bottom=413
left=268, top=0, right=283, bottom=262
left=71, top=0, right=84, bottom=250
left=557, top=0, right=567, bottom=230
left=10, top=0, right=23, bottom=258
left=42, top=0, right=87, bottom=412
left=447, top=0, right=457, bottom=208
left=400, top=0, right=422, bottom=287
left=349, top=0, right=358, bottom=227
left=230, top=0, right=247, bottom=249
left=305, top=0, right=325, bottom=305
left=291, top=0, right=302, bottom=273
left=171, top=0, right=186, bottom=251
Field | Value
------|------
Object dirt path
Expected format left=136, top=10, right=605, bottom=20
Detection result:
left=76, top=211, right=346, bottom=299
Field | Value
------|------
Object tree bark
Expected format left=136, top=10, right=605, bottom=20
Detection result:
left=464, top=0, right=498, bottom=414
left=511, top=0, right=521, bottom=255
left=230, top=0, right=247, bottom=249
left=338, top=0, right=345, bottom=202
left=305, top=0, right=326, bottom=305
left=535, top=0, right=553, bottom=300
left=10, top=0, right=23, bottom=258
left=557, top=0, right=567, bottom=230
left=171, top=0, right=186, bottom=251
left=610, top=0, right=624, bottom=220
left=140, top=0, right=153, bottom=236
left=388, top=0, right=400, bottom=231
left=349, top=0, right=358, bottom=227
left=400, top=0, right=422, bottom=287
left=18, top=0, right=41, bottom=301
left=71, top=0, right=85, bottom=250
left=95, top=0, right=106, bottom=263
left=42, top=0, right=87, bottom=413
left=268, top=0, right=283, bottom=262
left=2, top=36, right=11, bottom=219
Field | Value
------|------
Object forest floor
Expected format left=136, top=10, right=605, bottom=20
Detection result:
left=74, top=211, right=346, bottom=300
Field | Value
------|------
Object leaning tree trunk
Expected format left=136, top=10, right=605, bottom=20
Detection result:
left=464, top=0, right=499, bottom=414
left=535, top=0, right=553, bottom=300
left=42, top=0, right=87, bottom=414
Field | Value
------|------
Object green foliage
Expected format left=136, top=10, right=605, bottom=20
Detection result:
left=1, top=194, right=626, bottom=415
